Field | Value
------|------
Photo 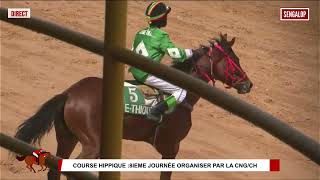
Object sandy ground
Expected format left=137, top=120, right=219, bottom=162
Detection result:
left=1, top=1, right=319, bottom=180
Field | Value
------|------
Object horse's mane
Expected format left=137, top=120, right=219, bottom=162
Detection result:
left=171, top=57, right=194, bottom=73
left=171, top=45, right=210, bottom=73
left=171, top=34, right=231, bottom=73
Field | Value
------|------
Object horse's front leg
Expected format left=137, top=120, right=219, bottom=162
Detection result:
left=160, top=155, right=176, bottom=180
left=38, top=165, right=44, bottom=172
left=156, top=143, right=180, bottom=180
left=43, top=166, right=48, bottom=171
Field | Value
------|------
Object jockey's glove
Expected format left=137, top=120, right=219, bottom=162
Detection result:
left=192, top=48, right=203, bottom=61
left=185, top=49, right=193, bottom=59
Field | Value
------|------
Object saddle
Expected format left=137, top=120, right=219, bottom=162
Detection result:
left=123, top=80, right=167, bottom=116
left=125, top=80, right=166, bottom=97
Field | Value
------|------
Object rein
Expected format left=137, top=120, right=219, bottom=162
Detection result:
left=194, top=47, right=215, bottom=84
left=194, top=43, right=247, bottom=88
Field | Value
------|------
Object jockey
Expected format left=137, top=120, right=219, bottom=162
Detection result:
left=129, top=1, right=195, bottom=122
left=32, top=148, right=45, bottom=164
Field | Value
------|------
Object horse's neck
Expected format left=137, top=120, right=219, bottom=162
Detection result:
left=173, top=52, right=210, bottom=108
left=185, top=71, right=209, bottom=107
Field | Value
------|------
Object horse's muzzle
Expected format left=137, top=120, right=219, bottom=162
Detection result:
left=237, top=80, right=253, bottom=94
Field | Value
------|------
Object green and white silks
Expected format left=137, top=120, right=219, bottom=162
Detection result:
left=129, top=25, right=191, bottom=111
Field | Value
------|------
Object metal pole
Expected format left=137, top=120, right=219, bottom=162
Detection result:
left=100, top=1, right=127, bottom=180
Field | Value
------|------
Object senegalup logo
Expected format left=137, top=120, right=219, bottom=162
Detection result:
left=280, top=8, right=309, bottom=21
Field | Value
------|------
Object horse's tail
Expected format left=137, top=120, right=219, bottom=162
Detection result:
left=16, top=156, right=26, bottom=161
left=14, top=94, right=68, bottom=145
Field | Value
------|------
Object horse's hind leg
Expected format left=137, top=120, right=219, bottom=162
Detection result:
left=65, top=119, right=100, bottom=180
left=64, top=138, right=99, bottom=180
left=29, top=165, right=36, bottom=173
left=72, top=116, right=100, bottom=159
left=26, top=165, right=33, bottom=172
left=49, top=134, right=77, bottom=180
left=76, top=136, right=100, bottom=159
left=48, top=117, right=78, bottom=180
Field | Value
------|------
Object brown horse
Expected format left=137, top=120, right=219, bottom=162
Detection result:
left=16, top=152, right=52, bottom=173
left=14, top=34, right=253, bottom=180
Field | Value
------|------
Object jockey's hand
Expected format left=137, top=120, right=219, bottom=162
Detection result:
left=192, top=48, right=203, bottom=61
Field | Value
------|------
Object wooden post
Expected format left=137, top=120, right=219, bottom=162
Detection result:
left=100, top=1, right=127, bottom=180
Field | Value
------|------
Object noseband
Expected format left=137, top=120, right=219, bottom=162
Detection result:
left=194, top=43, right=247, bottom=88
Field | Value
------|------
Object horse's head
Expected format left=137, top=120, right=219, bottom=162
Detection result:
left=193, top=33, right=253, bottom=94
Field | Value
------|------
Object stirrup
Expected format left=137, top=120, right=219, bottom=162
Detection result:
left=147, top=113, right=163, bottom=124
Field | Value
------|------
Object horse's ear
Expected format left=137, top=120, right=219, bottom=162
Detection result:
left=214, top=36, right=221, bottom=43
left=228, top=37, right=236, bottom=46
left=223, top=33, right=227, bottom=39
left=219, top=33, right=223, bottom=39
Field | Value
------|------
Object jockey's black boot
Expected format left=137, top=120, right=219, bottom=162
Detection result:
left=147, top=100, right=169, bottom=123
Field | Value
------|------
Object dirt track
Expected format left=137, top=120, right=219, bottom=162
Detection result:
left=1, top=1, right=319, bottom=180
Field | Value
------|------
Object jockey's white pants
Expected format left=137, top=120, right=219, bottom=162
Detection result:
left=144, top=75, right=187, bottom=103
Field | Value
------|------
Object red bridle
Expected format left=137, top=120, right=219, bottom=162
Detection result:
left=195, top=43, right=247, bottom=88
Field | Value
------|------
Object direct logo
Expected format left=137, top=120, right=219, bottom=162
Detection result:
left=8, top=8, right=31, bottom=18
left=280, top=8, right=309, bottom=21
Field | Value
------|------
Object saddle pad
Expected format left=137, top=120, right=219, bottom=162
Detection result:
left=123, top=82, right=156, bottom=115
